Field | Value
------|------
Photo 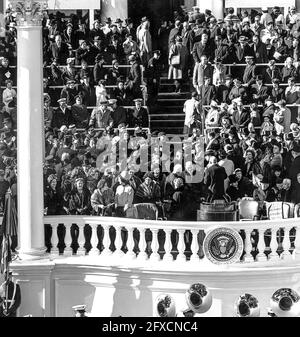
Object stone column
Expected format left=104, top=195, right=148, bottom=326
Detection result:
left=11, top=0, right=47, bottom=259
left=100, top=0, right=128, bottom=22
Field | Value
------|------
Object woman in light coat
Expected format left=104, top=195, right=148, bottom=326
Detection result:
left=168, top=36, right=189, bottom=93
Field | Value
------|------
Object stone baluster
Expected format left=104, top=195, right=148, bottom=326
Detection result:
left=189, top=229, right=199, bottom=263
left=114, top=226, right=124, bottom=258
left=136, top=227, right=148, bottom=261
left=76, top=222, right=86, bottom=256
left=163, top=229, right=174, bottom=262
left=293, top=225, right=300, bottom=260
left=101, top=225, right=112, bottom=256
left=126, top=227, right=136, bottom=260
left=89, top=224, right=99, bottom=256
left=50, top=222, right=59, bottom=256
left=176, top=229, right=186, bottom=262
left=280, top=226, right=292, bottom=260
left=64, top=222, right=73, bottom=256
left=256, top=228, right=267, bottom=262
left=149, top=229, right=160, bottom=262
left=242, top=229, right=254, bottom=263
left=269, top=226, right=280, bottom=261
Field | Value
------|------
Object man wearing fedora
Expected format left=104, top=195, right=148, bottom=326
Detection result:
left=60, top=79, right=80, bottom=106
left=235, top=36, right=254, bottom=64
left=115, top=18, right=126, bottom=40
left=75, top=40, right=93, bottom=66
left=89, top=20, right=105, bottom=43
left=250, top=75, right=269, bottom=105
left=89, top=97, right=113, bottom=130
left=126, top=54, right=142, bottom=99
left=43, top=93, right=53, bottom=129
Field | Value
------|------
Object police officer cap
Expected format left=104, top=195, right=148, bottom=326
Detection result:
left=108, top=98, right=117, bottom=105
left=72, top=305, right=86, bottom=312
left=134, top=98, right=143, bottom=103
left=57, top=98, right=67, bottom=103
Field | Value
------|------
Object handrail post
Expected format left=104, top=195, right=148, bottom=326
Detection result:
left=149, top=228, right=160, bottom=262
left=280, top=226, right=293, bottom=260
left=64, top=222, right=73, bottom=256
left=136, top=227, right=148, bottom=261
left=50, top=222, right=59, bottom=256
left=189, top=229, right=199, bottom=263
left=77, top=221, right=86, bottom=256
left=269, top=227, right=280, bottom=261
left=293, top=225, right=300, bottom=260
left=101, top=224, right=112, bottom=257
left=176, top=229, right=186, bottom=262
left=89, top=223, right=99, bottom=256
left=243, top=229, right=254, bottom=263
left=256, top=228, right=267, bottom=262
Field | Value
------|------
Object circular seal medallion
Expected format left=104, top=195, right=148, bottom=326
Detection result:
left=203, top=227, right=244, bottom=264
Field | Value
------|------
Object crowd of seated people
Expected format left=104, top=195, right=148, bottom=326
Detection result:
left=0, top=6, right=300, bottom=223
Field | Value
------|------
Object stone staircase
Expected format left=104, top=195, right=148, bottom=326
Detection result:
left=149, top=76, right=192, bottom=134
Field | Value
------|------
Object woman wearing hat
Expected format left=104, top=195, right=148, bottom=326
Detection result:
left=168, top=35, right=189, bottom=93
left=91, top=177, right=115, bottom=216
left=68, top=177, right=91, bottom=215
left=115, top=171, right=134, bottom=217
left=243, top=148, right=262, bottom=181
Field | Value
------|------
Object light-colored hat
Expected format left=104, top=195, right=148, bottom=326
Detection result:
left=67, top=57, right=75, bottom=64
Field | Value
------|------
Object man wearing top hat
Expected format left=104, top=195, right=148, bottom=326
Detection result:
left=51, top=97, right=74, bottom=130
left=0, top=272, right=21, bottom=317
left=89, top=97, right=113, bottom=129
left=127, top=98, right=149, bottom=128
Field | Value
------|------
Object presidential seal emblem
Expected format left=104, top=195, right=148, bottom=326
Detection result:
left=203, top=227, right=243, bottom=264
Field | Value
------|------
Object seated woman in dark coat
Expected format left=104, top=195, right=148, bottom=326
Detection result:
left=134, top=175, right=161, bottom=204
left=68, top=177, right=91, bottom=215
left=91, top=177, right=115, bottom=216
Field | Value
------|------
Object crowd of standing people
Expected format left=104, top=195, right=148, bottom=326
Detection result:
left=0, top=5, right=300, bottom=223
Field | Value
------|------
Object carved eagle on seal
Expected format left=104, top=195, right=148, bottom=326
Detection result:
left=211, top=235, right=235, bottom=258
